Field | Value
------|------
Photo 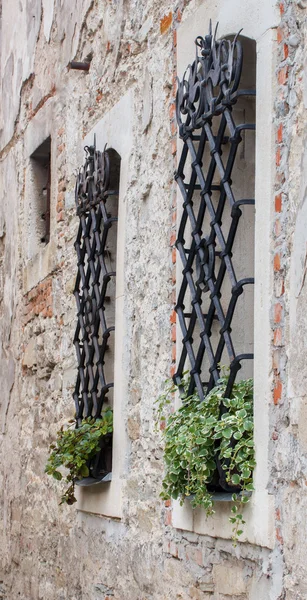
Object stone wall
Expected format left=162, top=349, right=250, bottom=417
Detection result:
left=0, top=0, right=306, bottom=598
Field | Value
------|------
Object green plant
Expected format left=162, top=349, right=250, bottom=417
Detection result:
left=156, top=374, right=255, bottom=543
left=45, top=407, right=113, bottom=505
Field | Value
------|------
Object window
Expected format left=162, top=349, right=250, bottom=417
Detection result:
left=73, top=143, right=121, bottom=483
left=175, top=28, right=256, bottom=493
left=74, top=90, right=133, bottom=519
left=30, top=136, right=51, bottom=247
left=23, top=101, right=57, bottom=293
left=173, top=3, right=277, bottom=547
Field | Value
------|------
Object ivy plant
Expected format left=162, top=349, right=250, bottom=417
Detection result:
left=156, top=374, right=255, bottom=543
left=45, top=407, right=113, bottom=505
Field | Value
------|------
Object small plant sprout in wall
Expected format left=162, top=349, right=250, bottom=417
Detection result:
left=45, top=407, right=113, bottom=505
left=155, top=372, right=255, bottom=544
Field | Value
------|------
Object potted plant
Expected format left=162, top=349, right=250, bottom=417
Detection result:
left=45, top=407, right=113, bottom=505
left=156, top=374, right=255, bottom=543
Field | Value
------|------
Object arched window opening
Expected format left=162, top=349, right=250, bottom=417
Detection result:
left=175, top=27, right=256, bottom=493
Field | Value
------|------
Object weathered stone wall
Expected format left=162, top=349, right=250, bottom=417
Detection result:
left=0, top=0, right=307, bottom=598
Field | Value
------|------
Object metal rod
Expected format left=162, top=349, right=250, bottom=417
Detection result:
left=69, top=61, right=90, bottom=71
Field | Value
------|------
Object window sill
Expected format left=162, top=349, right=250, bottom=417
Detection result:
left=172, top=489, right=275, bottom=548
left=210, top=491, right=251, bottom=502
left=76, top=472, right=112, bottom=487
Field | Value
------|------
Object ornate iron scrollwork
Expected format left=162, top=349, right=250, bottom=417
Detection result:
left=176, top=22, right=243, bottom=136
left=73, top=140, right=117, bottom=426
left=174, top=25, right=255, bottom=492
left=75, top=141, right=110, bottom=215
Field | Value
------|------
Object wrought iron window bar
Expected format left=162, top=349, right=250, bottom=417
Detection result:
left=174, top=24, right=255, bottom=492
left=73, top=140, right=118, bottom=483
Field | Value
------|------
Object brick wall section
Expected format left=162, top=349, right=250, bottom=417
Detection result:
left=161, top=5, right=183, bottom=529
left=272, top=0, right=289, bottom=556
left=23, top=277, right=53, bottom=325
left=272, top=1, right=289, bottom=415
left=272, top=0, right=302, bottom=560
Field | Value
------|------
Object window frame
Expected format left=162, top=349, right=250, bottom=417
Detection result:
left=172, top=1, right=278, bottom=548
left=23, top=99, right=57, bottom=293
left=76, top=90, right=133, bottom=519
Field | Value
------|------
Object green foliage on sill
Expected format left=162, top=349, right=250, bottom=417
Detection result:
left=156, top=374, right=255, bottom=543
left=45, top=408, right=113, bottom=505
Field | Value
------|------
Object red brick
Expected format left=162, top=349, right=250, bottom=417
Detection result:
left=160, top=12, right=172, bottom=35
left=165, top=510, right=172, bottom=526
left=169, top=103, right=175, bottom=120
left=170, top=231, right=176, bottom=246
left=165, top=499, right=171, bottom=508
left=171, top=139, right=176, bottom=156
left=276, top=527, right=283, bottom=544
left=283, top=44, right=289, bottom=59
left=172, top=73, right=177, bottom=94
left=274, top=253, right=281, bottom=271
left=56, top=211, right=64, bottom=222
left=277, top=27, right=283, bottom=44
left=172, top=189, right=177, bottom=209
left=170, top=364, right=176, bottom=378
left=274, top=379, right=282, bottom=405
left=280, top=2, right=284, bottom=15
left=173, top=29, right=177, bottom=48
left=275, top=278, right=285, bottom=298
left=170, top=310, right=176, bottom=324
left=171, top=344, right=176, bottom=362
left=57, top=143, right=65, bottom=155
left=171, top=119, right=177, bottom=136
left=171, top=324, right=176, bottom=342
left=276, top=147, right=281, bottom=167
left=277, top=123, right=283, bottom=143
left=278, top=66, right=288, bottom=85
left=275, top=193, right=282, bottom=213
left=46, top=306, right=53, bottom=318
left=172, top=248, right=176, bottom=264
left=274, top=328, right=282, bottom=346
left=274, top=302, right=283, bottom=323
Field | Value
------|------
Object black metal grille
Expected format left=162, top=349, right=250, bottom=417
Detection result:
left=174, top=25, right=255, bottom=402
left=73, top=142, right=118, bottom=425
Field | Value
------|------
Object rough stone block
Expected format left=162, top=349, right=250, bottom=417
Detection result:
left=212, top=565, right=246, bottom=596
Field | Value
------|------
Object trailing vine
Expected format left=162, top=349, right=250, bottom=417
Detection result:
left=156, top=374, right=255, bottom=543
left=45, top=407, right=113, bottom=505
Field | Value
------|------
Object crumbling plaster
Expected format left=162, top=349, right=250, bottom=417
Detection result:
left=0, top=0, right=306, bottom=598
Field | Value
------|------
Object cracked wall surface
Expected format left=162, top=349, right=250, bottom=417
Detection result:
left=0, top=0, right=306, bottom=598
